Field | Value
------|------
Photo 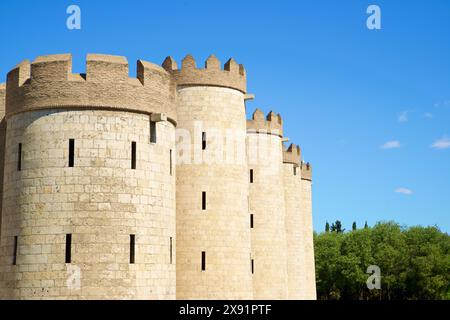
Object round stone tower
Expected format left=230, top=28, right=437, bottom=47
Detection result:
left=299, top=162, right=317, bottom=299
left=247, top=109, right=288, bottom=299
left=0, top=54, right=177, bottom=299
left=164, top=55, right=253, bottom=299
left=283, top=144, right=316, bottom=299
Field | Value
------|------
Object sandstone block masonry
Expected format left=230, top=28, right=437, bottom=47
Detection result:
left=0, top=53, right=316, bottom=299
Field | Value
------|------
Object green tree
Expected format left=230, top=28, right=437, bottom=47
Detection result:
left=314, top=221, right=450, bottom=300
left=352, top=222, right=357, bottom=231
left=325, top=222, right=330, bottom=233
left=331, top=220, right=345, bottom=233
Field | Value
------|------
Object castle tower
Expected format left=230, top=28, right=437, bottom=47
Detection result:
left=247, top=109, right=288, bottom=299
left=283, top=144, right=316, bottom=299
left=165, top=55, right=253, bottom=299
left=0, top=52, right=317, bottom=300
left=299, top=162, right=316, bottom=299
left=0, top=54, right=177, bottom=299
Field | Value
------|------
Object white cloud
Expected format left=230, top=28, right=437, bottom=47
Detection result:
left=431, top=137, right=450, bottom=149
left=381, top=140, right=401, bottom=149
left=398, top=111, right=409, bottom=122
left=395, top=188, right=413, bottom=195
left=434, top=100, right=450, bottom=108
left=424, top=112, right=433, bottom=119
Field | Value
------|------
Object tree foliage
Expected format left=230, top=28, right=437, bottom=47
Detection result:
left=330, top=220, right=345, bottom=233
left=314, top=221, right=450, bottom=300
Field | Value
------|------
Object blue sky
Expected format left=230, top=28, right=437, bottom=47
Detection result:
left=1, top=0, right=449, bottom=232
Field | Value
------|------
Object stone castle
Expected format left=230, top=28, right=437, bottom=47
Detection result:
left=0, top=53, right=316, bottom=299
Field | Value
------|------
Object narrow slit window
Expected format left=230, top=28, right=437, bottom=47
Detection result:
left=293, top=166, right=297, bottom=176
left=131, top=141, right=136, bottom=170
left=202, top=132, right=206, bottom=150
left=150, top=121, right=157, bottom=143
left=170, top=149, right=173, bottom=176
left=13, top=236, right=18, bottom=265
left=201, top=251, right=206, bottom=271
left=65, top=234, right=72, bottom=263
left=250, top=214, right=254, bottom=228
left=202, top=192, right=206, bottom=210
left=130, top=234, right=135, bottom=264
left=17, top=143, right=22, bottom=171
left=169, top=237, right=173, bottom=264
left=250, top=169, right=254, bottom=183
left=251, top=259, right=254, bottom=274
left=68, top=139, right=75, bottom=167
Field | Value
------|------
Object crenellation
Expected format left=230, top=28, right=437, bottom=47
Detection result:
left=247, top=109, right=283, bottom=136
left=301, top=162, right=312, bottom=181
left=205, top=54, right=220, bottom=70
left=162, top=56, right=178, bottom=72
left=31, top=54, right=72, bottom=82
left=86, top=54, right=129, bottom=82
left=167, top=54, right=247, bottom=93
left=4, top=54, right=177, bottom=123
left=6, top=60, right=31, bottom=88
left=283, top=143, right=301, bottom=165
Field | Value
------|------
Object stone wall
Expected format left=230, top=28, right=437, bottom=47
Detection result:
left=176, top=86, right=253, bottom=299
left=299, top=174, right=317, bottom=300
left=248, top=131, right=288, bottom=299
left=0, top=53, right=317, bottom=300
left=0, top=109, right=176, bottom=299
left=283, top=163, right=304, bottom=299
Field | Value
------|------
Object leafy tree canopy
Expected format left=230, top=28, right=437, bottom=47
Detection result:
left=314, top=221, right=450, bottom=300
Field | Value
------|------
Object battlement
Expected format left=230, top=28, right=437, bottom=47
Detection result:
left=163, top=54, right=246, bottom=93
left=247, top=109, right=283, bottom=137
left=5, top=54, right=177, bottom=122
left=283, top=143, right=301, bottom=165
left=301, top=162, right=312, bottom=181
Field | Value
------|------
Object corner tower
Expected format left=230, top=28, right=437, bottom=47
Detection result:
left=165, top=55, right=253, bottom=299
left=0, top=54, right=177, bottom=299
left=283, top=144, right=316, bottom=299
left=247, top=109, right=288, bottom=299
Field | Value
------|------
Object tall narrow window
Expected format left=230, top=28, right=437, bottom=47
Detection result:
left=250, top=214, right=254, bottom=228
left=68, top=139, right=75, bottom=167
left=251, top=259, right=254, bottom=274
left=202, top=132, right=206, bottom=150
left=65, top=234, right=72, bottom=263
left=293, top=166, right=297, bottom=176
left=17, top=143, right=22, bottom=171
left=131, top=141, right=136, bottom=169
left=170, top=149, right=173, bottom=176
left=169, top=237, right=173, bottom=264
left=150, top=121, right=157, bottom=143
left=202, top=192, right=206, bottom=210
left=130, top=234, right=135, bottom=264
left=201, top=251, right=206, bottom=271
left=13, top=236, right=18, bottom=265
left=250, top=169, right=254, bottom=183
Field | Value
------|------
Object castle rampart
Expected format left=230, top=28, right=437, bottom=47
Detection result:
left=5, top=54, right=177, bottom=124
left=0, top=53, right=315, bottom=300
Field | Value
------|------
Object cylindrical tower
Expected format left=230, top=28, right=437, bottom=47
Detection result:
left=0, top=54, right=177, bottom=299
left=283, top=143, right=316, bottom=299
left=247, top=109, right=288, bottom=299
left=299, top=162, right=317, bottom=299
left=166, top=55, right=253, bottom=299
